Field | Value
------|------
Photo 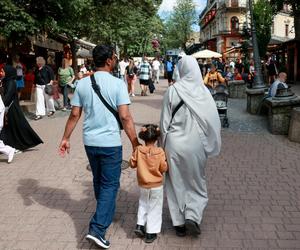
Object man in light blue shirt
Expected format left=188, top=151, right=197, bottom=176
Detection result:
left=268, top=72, right=288, bottom=97
left=59, top=45, right=139, bottom=249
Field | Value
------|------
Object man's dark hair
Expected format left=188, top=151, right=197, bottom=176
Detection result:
left=92, top=45, right=115, bottom=67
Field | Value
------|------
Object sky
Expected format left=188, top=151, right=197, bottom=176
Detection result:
left=158, top=0, right=207, bottom=31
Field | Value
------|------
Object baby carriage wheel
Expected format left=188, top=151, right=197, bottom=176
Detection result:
left=222, top=118, right=229, bottom=128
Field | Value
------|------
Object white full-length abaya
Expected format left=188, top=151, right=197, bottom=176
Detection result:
left=160, top=56, right=221, bottom=226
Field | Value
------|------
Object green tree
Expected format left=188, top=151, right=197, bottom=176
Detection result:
left=162, top=0, right=196, bottom=52
left=253, top=0, right=274, bottom=58
left=7, top=0, right=94, bottom=69
left=0, top=0, right=37, bottom=44
left=1, top=0, right=163, bottom=60
left=90, top=1, right=162, bottom=56
left=56, top=0, right=94, bottom=70
left=270, top=0, right=300, bottom=40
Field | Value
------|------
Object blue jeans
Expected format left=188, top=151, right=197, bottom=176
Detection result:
left=85, top=145, right=122, bottom=238
left=60, top=85, right=69, bottom=107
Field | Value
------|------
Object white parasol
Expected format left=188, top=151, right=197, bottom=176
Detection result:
left=192, top=49, right=222, bottom=59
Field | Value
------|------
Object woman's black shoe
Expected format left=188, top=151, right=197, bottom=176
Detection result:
left=134, top=224, right=145, bottom=238
left=185, top=219, right=201, bottom=236
left=174, top=226, right=186, bottom=237
left=144, top=233, right=157, bottom=243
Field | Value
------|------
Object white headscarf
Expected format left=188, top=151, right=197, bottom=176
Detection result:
left=173, top=55, right=221, bottom=157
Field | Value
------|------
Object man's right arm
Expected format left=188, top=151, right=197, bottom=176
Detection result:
left=118, top=104, right=140, bottom=150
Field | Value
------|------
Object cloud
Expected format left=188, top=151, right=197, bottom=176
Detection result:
left=158, top=0, right=206, bottom=16
left=158, top=0, right=206, bottom=30
left=158, top=0, right=178, bottom=13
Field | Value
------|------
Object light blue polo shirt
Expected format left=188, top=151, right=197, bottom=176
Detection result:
left=71, top=71, right=130, bottom=147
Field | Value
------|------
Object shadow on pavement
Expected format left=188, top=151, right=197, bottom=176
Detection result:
left=17, top=178, right=138, bottom=248
left=17, top=178, right=93, bottom=249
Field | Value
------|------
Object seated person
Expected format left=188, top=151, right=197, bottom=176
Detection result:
left=224, top=66, right=233, bottom=81
left=268, top=72, right=288, bottom=97
left=203, top=64, right=225, bottom=89
left=233, top=68, right=243, bottom=80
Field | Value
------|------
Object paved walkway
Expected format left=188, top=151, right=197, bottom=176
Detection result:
left=0, top=79, right=300, bottom=249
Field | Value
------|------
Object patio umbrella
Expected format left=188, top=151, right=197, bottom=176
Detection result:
left=192, top=49, right=222, bottom=59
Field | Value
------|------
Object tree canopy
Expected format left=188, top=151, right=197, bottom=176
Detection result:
left=161, top=0, right=197, bottom=52
left=253, top=0, right=274, bottom=58
left=0, top=0, right=163, bottom=57
left=90, top=1, right=163, bottom=56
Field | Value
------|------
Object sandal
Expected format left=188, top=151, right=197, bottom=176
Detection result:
left=47, top=111, right=55, bottom=117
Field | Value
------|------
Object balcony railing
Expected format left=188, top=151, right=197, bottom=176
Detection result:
left=216, top=29, right=243, bottom=35
left=218, top=0, right=247, bottom=9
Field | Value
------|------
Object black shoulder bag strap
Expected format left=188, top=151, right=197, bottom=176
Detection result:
left=90, top=74, right=123, bottom=130
left=163, top=99, right=184, bottom=148
left=171, top=100, right=184, bottom=120
left=168, top=100, right=184, bottom=131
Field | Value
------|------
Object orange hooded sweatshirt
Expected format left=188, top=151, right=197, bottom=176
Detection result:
left=130, top=145, right=168, bottom=188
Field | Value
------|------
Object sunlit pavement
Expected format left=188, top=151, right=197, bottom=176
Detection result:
left=0, top=79, right=300, bottom=249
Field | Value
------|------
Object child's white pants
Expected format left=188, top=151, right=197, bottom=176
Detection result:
left=137, top=185, right=163, bottom=234
left=35, top=85, right=55, bottom=116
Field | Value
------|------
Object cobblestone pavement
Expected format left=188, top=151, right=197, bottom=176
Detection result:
left=0, top=79, right=300, bottom=250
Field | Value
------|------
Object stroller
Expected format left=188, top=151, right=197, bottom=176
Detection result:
left=211, top=84, right=229, bottom=128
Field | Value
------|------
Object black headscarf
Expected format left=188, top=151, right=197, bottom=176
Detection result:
left=3, top=65, right=17, bottom=82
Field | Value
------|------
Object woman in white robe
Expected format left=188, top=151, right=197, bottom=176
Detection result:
left=160, top=56, right=221, bottom=236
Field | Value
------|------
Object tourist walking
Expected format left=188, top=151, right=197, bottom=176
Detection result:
left=165, top=57, right=174, bottom=85
left=267, top=58, right=278, bottom=85
left=125, top=59, right=138, bottom=96
left=160, top=56, right=221, bottom=237
left=0, top=64, right=43, bottom=150
left=139, top=56, right=152, bottom=96
left=58, top=58, right=75, bottom=111
left=152, top=57, right=160, bottom=84
left=34, top=57, right=56, bottom=120
left=13, top=55, right=26, bottom=99
left=130, top=124, right=168, bottom=243
left=59, top=45, right=139, bottom=249
left=119, top=57, right=129, bottom=82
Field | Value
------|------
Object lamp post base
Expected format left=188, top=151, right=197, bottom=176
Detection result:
left=246, top=87, right=266, bottom=114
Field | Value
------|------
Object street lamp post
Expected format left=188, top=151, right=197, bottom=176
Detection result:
left=248, top=0, right=265, bottom=88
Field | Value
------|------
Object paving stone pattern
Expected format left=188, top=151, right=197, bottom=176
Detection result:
left=0, top=80, right=300, bottom=249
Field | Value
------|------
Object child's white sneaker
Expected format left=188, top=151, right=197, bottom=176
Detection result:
left=8, top=148, right=15, bottom=163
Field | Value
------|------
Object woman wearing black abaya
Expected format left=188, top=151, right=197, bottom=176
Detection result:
left=0, top=65, right=43, bottom=150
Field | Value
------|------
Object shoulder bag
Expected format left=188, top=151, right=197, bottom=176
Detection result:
left=90, top=74, right=123, bottom=130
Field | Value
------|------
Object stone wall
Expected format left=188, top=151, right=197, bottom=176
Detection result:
left=288, top=107, right=300, bottom=142
left=265, top=96, right=300, bottom=135
left=246, top=88, right=266, bottom=114
left=228, top=80, right=246, bottom=98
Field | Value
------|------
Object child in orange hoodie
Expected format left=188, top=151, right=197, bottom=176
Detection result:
left=130, top=124, right=168, bottom=243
